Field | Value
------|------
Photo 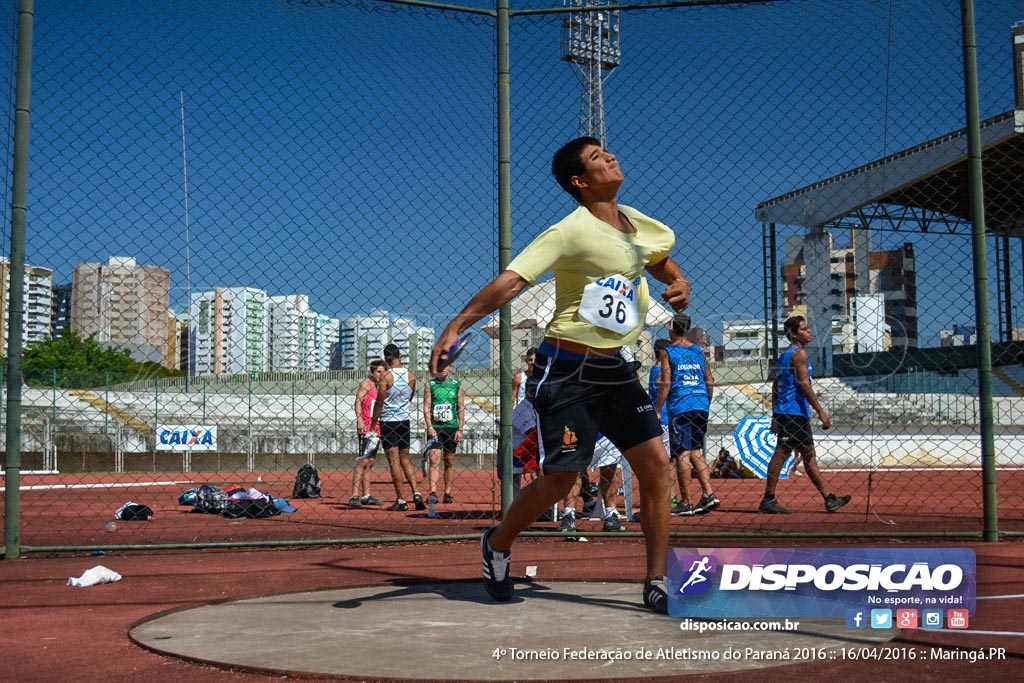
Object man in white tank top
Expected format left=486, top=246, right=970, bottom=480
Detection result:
left=371, top=344, right=424, bottom=512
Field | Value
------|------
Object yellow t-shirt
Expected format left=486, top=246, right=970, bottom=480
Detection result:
left=507, top=204, right=675, bottom=348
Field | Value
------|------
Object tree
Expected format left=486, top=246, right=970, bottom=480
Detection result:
left=9, top=330, right=182, bottom=388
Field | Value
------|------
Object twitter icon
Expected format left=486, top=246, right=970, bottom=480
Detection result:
left=870, top=609, right=893, bottom=629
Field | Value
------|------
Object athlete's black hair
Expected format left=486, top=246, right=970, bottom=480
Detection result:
left=783, top=316, right=805, bottom=341
left=552, top=136, right=602, bottom=202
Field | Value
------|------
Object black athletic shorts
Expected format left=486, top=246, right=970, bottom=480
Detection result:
left=528, top=352, right=662, bottom=473
left=380, top=420, right=411, bottom=450
left=773, top=413, right=814, bottom=449
left=668, top=410, right=708, bottom=457
left=430, top=426, right=459, bottom=453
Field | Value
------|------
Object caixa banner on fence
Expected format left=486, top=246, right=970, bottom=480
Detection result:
left=155, top=425, right=218, bottom=452
left=668, top=547, right=975, bottom=618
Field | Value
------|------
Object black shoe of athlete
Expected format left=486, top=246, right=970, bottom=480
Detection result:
left=643, top=576, right=669, bottom=614
left=825, top=493, right=851, bottom=513
left=759, top=496, right=791, bottom=514
left=481, top=526, right=513, bottom=602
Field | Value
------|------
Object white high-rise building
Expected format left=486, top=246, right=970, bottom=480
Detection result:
left=190, top=287, right=268, bottom=376
left=339, top=311, right=434, bottom=370
left=267, top=294, right=340, bottom=372
left=0, top=257, right=53, bottom=354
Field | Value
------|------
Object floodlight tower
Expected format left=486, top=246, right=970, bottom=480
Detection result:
left=561, top=1, right=620, bottom=145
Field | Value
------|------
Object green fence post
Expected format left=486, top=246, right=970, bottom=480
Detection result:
left=960, top=0, right=998, bottom=541
left=4, top=0, right=35, bottom=561
left=496, top=0, right=513, bottom=516
left=248, top=373, right=253, bottom=457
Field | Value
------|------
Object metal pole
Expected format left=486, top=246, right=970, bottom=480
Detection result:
left=4, top=0, right=34, bottom=561
left=769, top=223, right=779, bottom=368
left=1001, top=236, right=1012, bottom=343
left=496, top=0, right=513, bottom=515
left=761, top=222, right=769, bottom=376
left=960, top=0, right=998, bottom=541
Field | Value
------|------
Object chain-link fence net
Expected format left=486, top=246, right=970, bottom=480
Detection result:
left=3, top=0, right=1023, bottom=550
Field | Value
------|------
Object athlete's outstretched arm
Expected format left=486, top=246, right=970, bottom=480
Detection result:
left=430, top=270, right=530, bottom=374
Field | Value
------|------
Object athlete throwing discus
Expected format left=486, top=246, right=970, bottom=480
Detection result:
left=429, top=137, right=692, bottom=614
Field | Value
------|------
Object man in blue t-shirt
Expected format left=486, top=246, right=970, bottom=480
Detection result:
left=760, top=316, right=850, bottom=515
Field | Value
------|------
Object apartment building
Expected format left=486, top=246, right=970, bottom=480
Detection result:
left=71, top=256, right=172, bottom=365
left=0, top=257, right=53, bottom=354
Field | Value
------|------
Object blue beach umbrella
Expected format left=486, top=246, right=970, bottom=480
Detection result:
left=732, top=416, right=795, bottom=479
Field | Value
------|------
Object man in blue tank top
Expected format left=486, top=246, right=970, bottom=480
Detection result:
left=760, top=316, right=850, bottom=514
left=647, top=338, right=671, bottom=455
left=655, top=313, right=719, bottom=516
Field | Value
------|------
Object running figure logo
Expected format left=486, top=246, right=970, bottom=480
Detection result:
left=676, top=554, right=718, bottom=596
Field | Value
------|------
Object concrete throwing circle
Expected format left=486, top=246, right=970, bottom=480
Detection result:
left=130, top=580, right=893, bottom=680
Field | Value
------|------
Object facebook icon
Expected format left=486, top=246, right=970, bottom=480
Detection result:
left=845, top=609, right=866, bottom=629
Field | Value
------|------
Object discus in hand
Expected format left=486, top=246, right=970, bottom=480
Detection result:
left=439, top=332, right=471, bottom=371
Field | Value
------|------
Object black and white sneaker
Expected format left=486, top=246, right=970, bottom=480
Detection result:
left=602, top=510, right=624, bottom=532
left=671, top=502, right=696, bottom=516
left=481, top=526, right=513, bottom=602
left=695, top=493, right=720, bottom=514
left=559, top=509, right=577, bottom=532
left=643, top=576, right=669, bottom=614
left=413, top=492, right=427, bottom=511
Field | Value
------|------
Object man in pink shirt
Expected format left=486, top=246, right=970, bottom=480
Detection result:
left=350, top=359, right=387, bottom=506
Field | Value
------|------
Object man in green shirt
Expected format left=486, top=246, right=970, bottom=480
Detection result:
left=423, top=364, right=465, bottom=506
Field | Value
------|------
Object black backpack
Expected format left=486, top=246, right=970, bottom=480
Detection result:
left=292, top=464, right=321, bottom=499
left=223, top=498, right=281, bottom=519
left=193, top=485, right=229, bottom=513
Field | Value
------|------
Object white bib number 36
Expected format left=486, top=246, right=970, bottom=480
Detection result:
left=578, top=274, right=640, bottom=335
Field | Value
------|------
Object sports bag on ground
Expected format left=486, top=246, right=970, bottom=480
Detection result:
left=292, top=464, right=321, bottom=499
left=193, top=485, right=229, bottom=513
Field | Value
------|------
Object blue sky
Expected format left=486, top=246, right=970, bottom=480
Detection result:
left=3, top=0, right=1023, bottom=361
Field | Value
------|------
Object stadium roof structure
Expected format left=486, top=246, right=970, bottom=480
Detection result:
left=481, top=277, right=674, bottom=337
left=754, top=109, right=1024, bottom=238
